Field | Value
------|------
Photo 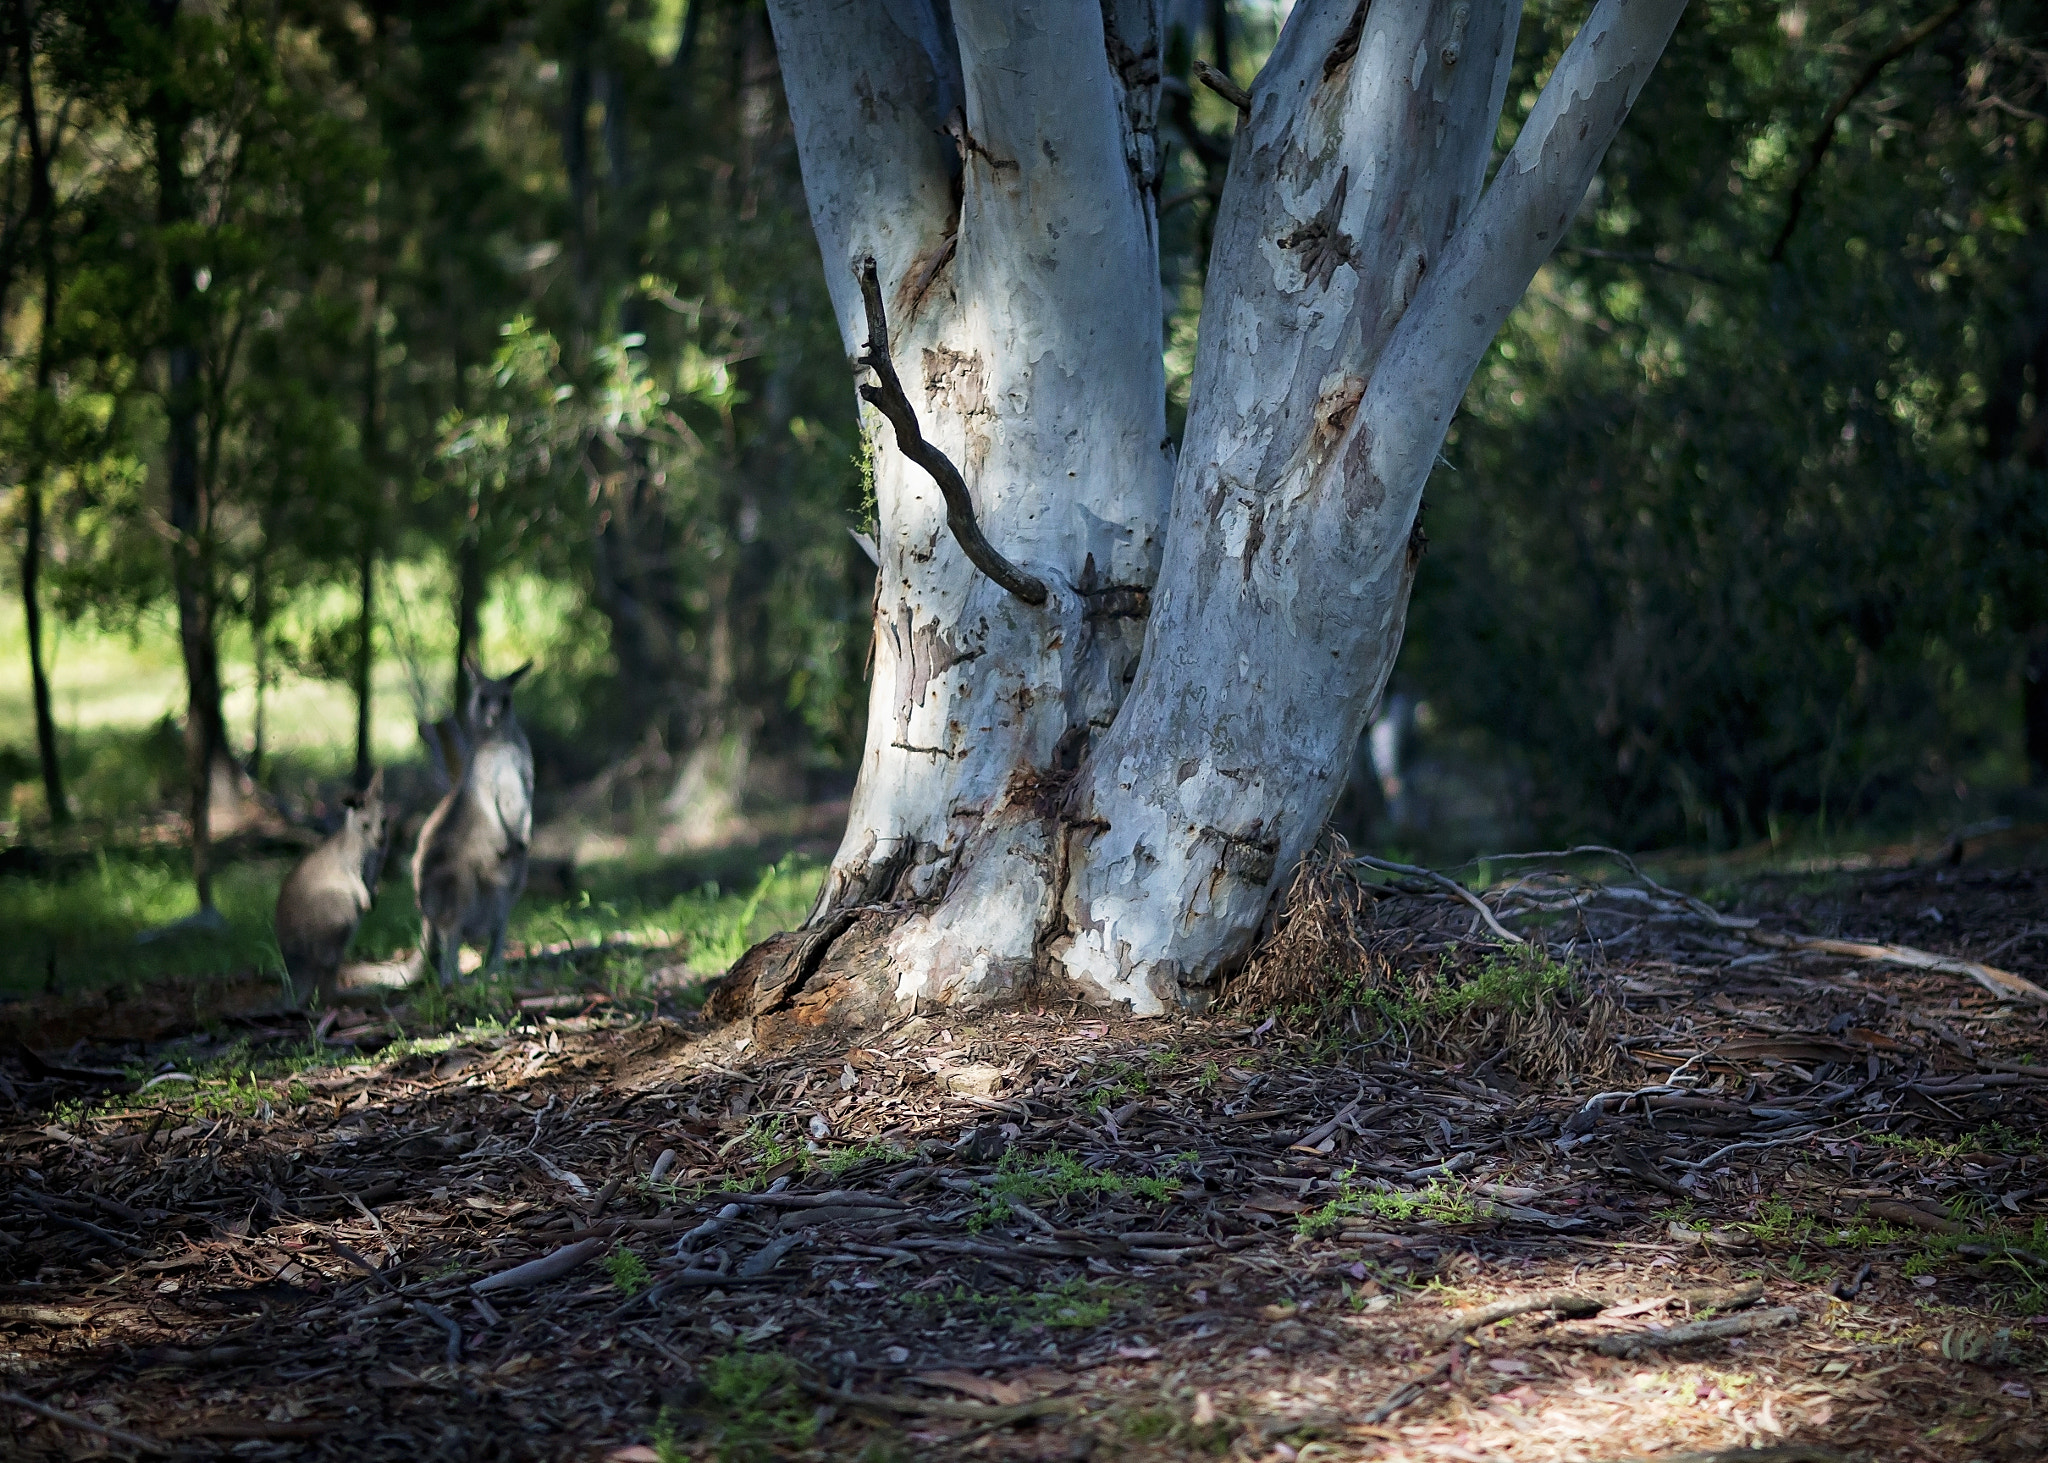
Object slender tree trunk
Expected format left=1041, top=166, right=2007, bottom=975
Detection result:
left=453, top=529, right=483, bottom=714
left=354, top=531, right=375, bottom=787
left=737, top=0, right=1686, bottom=1024
left=2027, top=625, right=2048, bottom=785
left=20, top=480, right=63, bottom=825
left=17, top=1, right=64, bottom=826
left=150, top=0, right=225, bottom=907
left=250, top=559, right=268, bottom=782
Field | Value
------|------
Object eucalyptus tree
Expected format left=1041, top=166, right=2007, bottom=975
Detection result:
left=722, top=0, right=1687, bottom=1023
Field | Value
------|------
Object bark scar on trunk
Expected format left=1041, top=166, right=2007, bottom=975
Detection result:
left=1322, top=1, right=1373, bottom=81
left=1279, top=168, right=1359, bottom=291
left=943, top=107, right=1019, bottom=173
left=854, top=258, right=1049, bottom=606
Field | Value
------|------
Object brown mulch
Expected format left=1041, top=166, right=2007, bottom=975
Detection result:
left=3, top=858, right=2048, bottom=1461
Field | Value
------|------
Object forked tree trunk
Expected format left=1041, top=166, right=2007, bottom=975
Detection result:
left=730, top=0, right=1686, bottom=1026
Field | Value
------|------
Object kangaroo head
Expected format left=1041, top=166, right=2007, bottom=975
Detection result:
left=344, top=767, right=390, bottom=847
left=464, top=657, right=532, bottom=738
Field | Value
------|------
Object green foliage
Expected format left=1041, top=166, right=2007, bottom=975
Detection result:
left=698, top=1350, right=819, bottom=1462
left=0, top=836, right=818, bottom=1002
left=604, top=1247, right=651, bottom=1296
left=1399, top=0, right=2048, bottom=845
left=818, top=1141, right=909, bottom=1176
left=972, top=1145, right=1185, bottom=1231
left=1297, top=1175, right=1478, bottom=1238
left=905, top=1275, right=1135, bottom=1332
left=1301, top=942, right=1578, bottom=1040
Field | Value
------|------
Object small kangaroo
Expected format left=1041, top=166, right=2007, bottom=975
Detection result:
left=275, top=770, right=391, bottom=1006
left=413, top=659, right=534, bottom=982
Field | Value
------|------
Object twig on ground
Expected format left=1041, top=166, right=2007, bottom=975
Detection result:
left=1362, top=1346, right=1464, bottom=1424
left=1350, top=854, right=1523, bottom=945
left=470, top=1237, right=604, bottom=1294
left=412, top=1301, right=462, bottom=1367
left=1433, top=1291, right=1602, bottom=1342
left=805, top=1381, right=1071, bottom=1425
left=1, top=1388, right=166, bottom=1452
left=1589, top=1305, right=1800, bottom=1358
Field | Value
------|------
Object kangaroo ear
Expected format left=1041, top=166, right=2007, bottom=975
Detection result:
left=462, top=653, right=483, bottom=681
left=366, top=768, right=384, bottom=799
left=504, top=661, right=534, bottom=687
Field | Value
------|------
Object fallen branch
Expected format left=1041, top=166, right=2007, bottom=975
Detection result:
left=1596, top=1447, right=1846, bottom=1463
left=805, top=1381, right=1070, bottom=1425
left=0, top=1304, right=90, bottom=1327
left=1589, top=1304, right=1800, bottom=1358
left=471, top=1237, right=604, bottom=1295
left=854, top=258, right=1048, bottom=607
left=1361, top=1347, right=1461, bottom=1424
left=699, top=1188, right=909, bottom=1212
left=1432, top=1290, right=1601, bottom=1342
left=0, top=1388, right=166, bottom=1452
left=412, top=1301, right=462, bottom=1367
left=1350, top=854, right=1523, bottom=945
left=1743, top=929, right=2048, bottom=1007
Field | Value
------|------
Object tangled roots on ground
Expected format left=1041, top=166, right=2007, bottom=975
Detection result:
left=1225, top=838, right=1628, bottom=1090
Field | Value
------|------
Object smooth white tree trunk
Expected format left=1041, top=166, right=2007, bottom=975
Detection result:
left=746, top=0, right=1688, bottom=1024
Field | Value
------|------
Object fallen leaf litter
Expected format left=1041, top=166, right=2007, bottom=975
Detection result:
left=2, top=855, right=2046, bottom=1460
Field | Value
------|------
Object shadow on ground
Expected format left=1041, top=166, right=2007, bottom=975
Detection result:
left=3, top=860, right=2047, bottom=1461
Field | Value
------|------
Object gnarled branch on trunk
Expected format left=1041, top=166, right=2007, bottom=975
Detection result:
left=854, top=256, right=1049, bottom=607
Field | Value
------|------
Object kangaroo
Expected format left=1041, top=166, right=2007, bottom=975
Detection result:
left=413, top=659, right=534, bottom=982
left=275, top=770, right=391, bottom=1006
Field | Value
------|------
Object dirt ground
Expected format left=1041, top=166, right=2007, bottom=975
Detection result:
left=4, top=855, right=2048, bottom=1462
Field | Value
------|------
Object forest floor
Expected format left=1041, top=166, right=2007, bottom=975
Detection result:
left=4, top=856, right=2048, bottom=1462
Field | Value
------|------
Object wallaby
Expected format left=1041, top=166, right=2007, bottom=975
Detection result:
left=413, top=659, right=534, bottom=982
left=275, top=770, right=391, bottom=1006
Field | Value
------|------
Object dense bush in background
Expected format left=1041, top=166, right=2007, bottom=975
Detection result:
left=4, top=0, right=2047, bottom=865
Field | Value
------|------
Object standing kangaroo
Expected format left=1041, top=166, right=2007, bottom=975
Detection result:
left=413, top=659, right=533, bottom=982
left=275, top=769, right=391, bottom=1005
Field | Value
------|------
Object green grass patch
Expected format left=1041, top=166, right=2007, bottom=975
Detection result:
left=658, top=1349, right=818, bottom=1463
left=972, top=1146, right=1188, bottom=1231
left=604, top=1246, right=652, bottom=1295
left=3, top=840, right=821, bottom=1004
left=817, top=1141, right=910, bottom=1176
left=1277, top=942, right=1579, bottom=1040
left=905, top=1275, right=1135, bottom=1332
left=1297, top=1174, right=1479, bottom=1237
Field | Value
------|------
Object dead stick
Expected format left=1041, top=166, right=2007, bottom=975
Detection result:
left=1590, top=1305, right=1800, bottom=1358
left=1350, top=853, right=1523, bottom=945
left=326, top=1236, right=401, bottom=1294
left=804, top=1381, right=1070, bottom=1424
left=1192, top=59, right=1250, bottom=116
left=1361, top=1346, right=1462, bottom=1425
left=412, top=1300, right=462, bottom=1368
left=0, top=1388, right=166, bottom=1452
left=1743, top=929, right=2048, bottom=1006
left=470, top=1237, right=605, bottom=1294
left=854, top=257, right=1049, bottom=607
left=1432, top=1290, right=1602, bottom=1342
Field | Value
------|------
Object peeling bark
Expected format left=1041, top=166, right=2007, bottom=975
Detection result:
left=745, top=0, right=1687, bottom=1023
